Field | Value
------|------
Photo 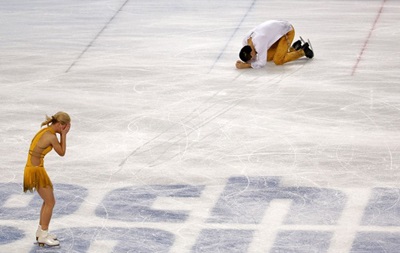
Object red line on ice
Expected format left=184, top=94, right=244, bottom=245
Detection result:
left=351, top=0, right=387, bottom=76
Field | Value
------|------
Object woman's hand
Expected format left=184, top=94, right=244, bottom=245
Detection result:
left=61, top=123, right=71, bottom=135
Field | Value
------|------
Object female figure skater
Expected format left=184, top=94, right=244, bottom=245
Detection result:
left=23, top=112, right=71, bottom=247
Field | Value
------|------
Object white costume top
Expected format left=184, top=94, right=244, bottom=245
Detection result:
left=242, top=20, right=293, bottom=69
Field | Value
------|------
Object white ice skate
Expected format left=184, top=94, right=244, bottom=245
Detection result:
left=37, top=234, right=60, bottom=247
left=36, top=225, right=57, bottom=241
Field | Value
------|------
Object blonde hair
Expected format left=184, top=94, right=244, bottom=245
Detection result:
left=41, top=111, right=71, bottom=127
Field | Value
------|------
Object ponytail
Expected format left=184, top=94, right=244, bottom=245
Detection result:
left=41, top=115, right=54, bottom=127
left=40, top=112, right=70, bottom=127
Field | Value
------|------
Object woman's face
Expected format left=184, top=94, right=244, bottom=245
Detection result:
left=55, top=122, right=66, bottom=133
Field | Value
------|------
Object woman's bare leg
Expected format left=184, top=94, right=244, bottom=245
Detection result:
left=37, top=187, right=55, bottom=231
left=39, top=202, right=45, bottom=226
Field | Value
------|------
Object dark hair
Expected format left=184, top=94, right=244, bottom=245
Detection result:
left=239, top=45, right=253, bottom=62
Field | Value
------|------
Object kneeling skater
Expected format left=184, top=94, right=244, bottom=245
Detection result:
left=236, top=20, right=313, bottom=69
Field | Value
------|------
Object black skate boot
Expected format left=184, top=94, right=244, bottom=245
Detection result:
left=301, top=43, right=314, bottom=59
left=292, top=40, right=302, bottom=50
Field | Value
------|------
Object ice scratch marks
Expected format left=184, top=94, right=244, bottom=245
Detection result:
left=120, top=94, right=242, bottom=168
left=209, top=0, right=257, bottom=72
left=66, top=0, right=130, bottom=73
left=119, top=71, right=297, bottom=169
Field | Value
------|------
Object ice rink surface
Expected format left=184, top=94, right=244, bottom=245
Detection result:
left=1, top=0, right=400, bottom=252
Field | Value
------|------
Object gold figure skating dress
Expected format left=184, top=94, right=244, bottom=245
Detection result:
left=23, top=127, right=55, bottom=192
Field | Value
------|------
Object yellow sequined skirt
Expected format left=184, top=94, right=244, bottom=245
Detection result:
left=23, top=166, right=53, bottom=193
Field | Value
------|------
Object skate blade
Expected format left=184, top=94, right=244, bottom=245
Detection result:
left=36, top=238, right=58, bottom=241
left=34, top=241, right=60, bottom=248
left=307, top=39, right=313, bottom=51
left=300, top=36, right=313, bottom=51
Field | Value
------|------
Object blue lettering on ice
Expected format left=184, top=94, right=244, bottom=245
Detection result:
left=0, top=183, right=88, bottom=220
left=1, top=179, right=400, bottom=252
left=350, top=188, right=400, bottom=253
left=207, top=176, right=347, bottom=225
left=350, top=232, right=400, bottom=253
left=192, top=229, right=254, bottom=253
left=199, top=176, right=343, bottom=252
left=96, top=184, right=204, bottom=222
left=28, top=227, right=174, bottom=253
left=0, top=226, right=24, bottom=245
left=361, top=187, right=400, bottom=226
left=270, top=230, right=333, bottom=253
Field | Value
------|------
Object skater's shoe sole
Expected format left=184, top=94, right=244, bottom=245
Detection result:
left=301, top=43, right=314, bottom=59
left=300, top=37, right=314, bottom=59
left=36, top=236, right=58, bottom=241
left=38, top=242, right=60, bottom=247
left=292, top=40, right=302, bottom=50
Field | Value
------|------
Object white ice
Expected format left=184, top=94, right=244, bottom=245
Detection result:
left=1, top=0, right=400, bottom=252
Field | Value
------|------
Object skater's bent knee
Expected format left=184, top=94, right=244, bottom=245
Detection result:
left=45, top=199, right=56, bottom=208
left=274, top=59, right=285, bottom=65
